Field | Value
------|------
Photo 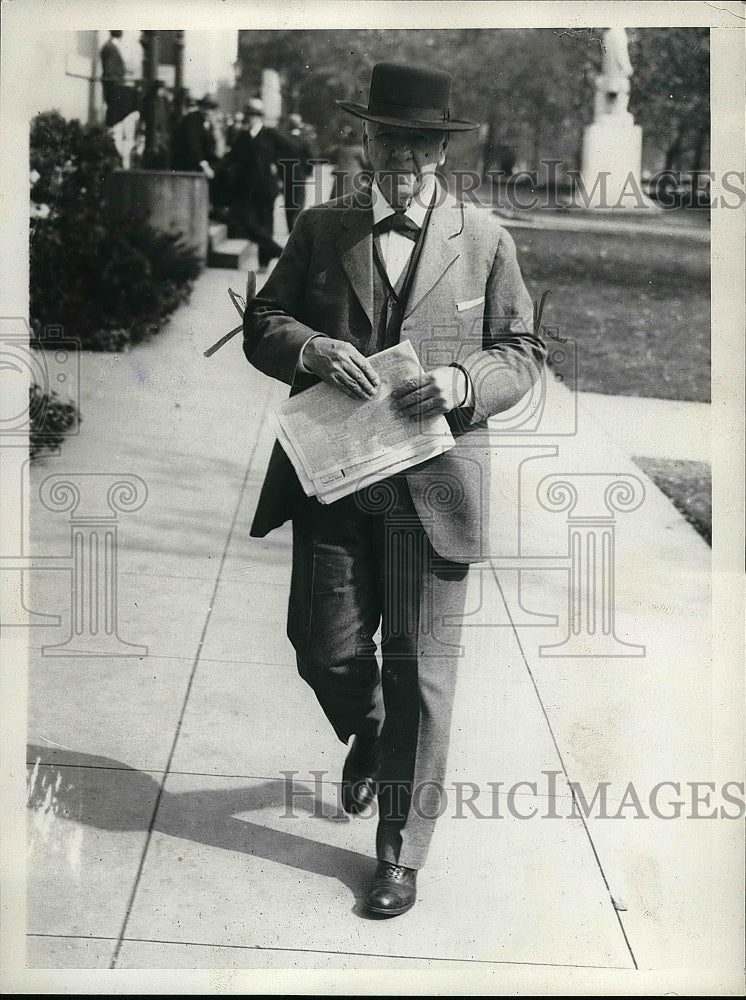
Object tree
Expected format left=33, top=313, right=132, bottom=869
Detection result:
left=236, top=28, right=709, bottom=174
left=628, top=28, right=710, bottom=171
left=237, top=29, right=597, bottom=168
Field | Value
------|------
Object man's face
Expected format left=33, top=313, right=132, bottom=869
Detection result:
left=364, top=123, right=447, bottom=208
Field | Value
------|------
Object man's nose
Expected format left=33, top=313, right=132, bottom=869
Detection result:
left=389, top=143, right=414, bottom=162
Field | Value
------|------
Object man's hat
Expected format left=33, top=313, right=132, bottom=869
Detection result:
left=197, top=94, right=218, bottom=109
left=244, top=97, right=264, bottom=117
left=337, top=62, right=478, bottom=132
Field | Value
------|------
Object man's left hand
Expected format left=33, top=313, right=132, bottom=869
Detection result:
left=391, top=366, right=467, bottom=419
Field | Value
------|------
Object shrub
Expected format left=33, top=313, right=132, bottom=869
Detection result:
left=30, top=111, right=201, bottom=351
left=29, top=383, right=81, bottom=460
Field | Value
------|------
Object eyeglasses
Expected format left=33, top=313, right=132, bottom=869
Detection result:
left=367, top=130, right=444, bottom=151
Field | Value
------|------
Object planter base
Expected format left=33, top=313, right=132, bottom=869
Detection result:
left=107, top=170, right=209, bottom=258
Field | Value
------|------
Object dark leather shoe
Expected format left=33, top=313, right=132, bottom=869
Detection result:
left=366, top=861, right=417, bottom=916
left=341, top=735, right=378, bottom=814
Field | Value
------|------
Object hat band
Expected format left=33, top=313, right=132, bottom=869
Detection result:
left=367, top=99, right=450, bottom=123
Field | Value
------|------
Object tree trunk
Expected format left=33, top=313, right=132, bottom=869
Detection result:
left=691, top=123, right=709, bottom=172
left=532, top=128, right=542, bottom=173
left=664, top=122, right=686, bottom=171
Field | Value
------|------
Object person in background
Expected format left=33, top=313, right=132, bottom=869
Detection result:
left=229, top=98, right=285, bottom=269
left=171, top=93, right=219, bottom=179
left=329, top=123, right=372, bottom=200
left=100, top=30, right=126, bottom=123
left=99, top=30, right=140, bottom=166
left=225, top=111, right=245, bottom=151
left=279, top=112, right=315, bottom=232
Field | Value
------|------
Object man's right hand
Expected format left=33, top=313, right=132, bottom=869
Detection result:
left=303, top=338, right=380, bottom=400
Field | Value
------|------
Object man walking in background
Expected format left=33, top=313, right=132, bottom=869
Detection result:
left=100, top=30, right=140, bottom=168
left=279, top=112, right=315, bottom=233
left=100, top=30, right=126, bottom=123
left=171, top=93, right=219, bottom=179
left=243, top=62, right=545, bottom=917
left=230, top=98, right=285, bottom=269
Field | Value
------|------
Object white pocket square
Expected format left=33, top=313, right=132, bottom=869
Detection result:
left=456, top=296, right=485, bottom=312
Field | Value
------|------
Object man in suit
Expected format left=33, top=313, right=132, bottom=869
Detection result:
left=171, top=94, right=219, bottom=178
left=99, top=31, right=140, bottom=166
left=230, top=98, right=285, bottom=269
left=279, top=113, right=315, bottom=233
left=243, top=62, right=546, bottom=917
left=100, top=30, right=126, bottom=124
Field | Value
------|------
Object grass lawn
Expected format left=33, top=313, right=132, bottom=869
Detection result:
left=510, top=223, right=712, bottom=544
left=513, top=227, right=711, bottom=402
left=632, top=457, right=712, bottom=546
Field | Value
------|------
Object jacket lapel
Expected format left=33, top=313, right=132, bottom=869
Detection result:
left=405, top=191, right=464, bottom=318
left=337, top=197, right=374, bottom=329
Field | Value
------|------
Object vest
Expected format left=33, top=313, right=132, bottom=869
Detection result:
left=370, top=198, right=435, bottom=355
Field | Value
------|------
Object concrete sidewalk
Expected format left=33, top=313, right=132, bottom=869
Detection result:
left=20, top=251, right=738, bottom=991
left=492, top=205, right=711, bottom=240
left=575, top=390, right=710, bottom=462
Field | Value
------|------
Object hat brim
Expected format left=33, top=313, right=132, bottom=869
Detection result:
left=336, top=100, right=479, bottom=132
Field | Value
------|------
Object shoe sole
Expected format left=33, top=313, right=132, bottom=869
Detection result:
left=365, top=899, right=415, bottom=917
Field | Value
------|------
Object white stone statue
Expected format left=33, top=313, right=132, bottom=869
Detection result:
left=594, top=27, right=634, bottom=122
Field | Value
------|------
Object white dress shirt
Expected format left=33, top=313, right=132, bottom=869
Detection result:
left=370, top=173, right=435, bottom=287
left=297, top=174, right=435, bottom=372
left=297, top=171, right=472, bottom=406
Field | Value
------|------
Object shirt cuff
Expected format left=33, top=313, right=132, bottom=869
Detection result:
left=297, top=334, right=323, bottom=373
left=450, top=363, right=474, bottom=408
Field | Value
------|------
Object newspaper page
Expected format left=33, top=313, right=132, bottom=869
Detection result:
left=272, top=340, right=455, bottom=503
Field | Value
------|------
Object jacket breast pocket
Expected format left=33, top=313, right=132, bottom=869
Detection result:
left=456, top=295, right=485, bottom=313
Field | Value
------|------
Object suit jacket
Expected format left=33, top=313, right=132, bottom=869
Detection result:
left=171, top=111, right=217, bottom=172
left=243, top=185, right=546, bottom=563
left=100, top=40, right=125, bottom=85
left=278, top=130, right=314, bottom=209
left=231, top=126, right=284, bottom=205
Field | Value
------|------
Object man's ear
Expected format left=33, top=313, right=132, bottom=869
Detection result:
left=438, top=133, right=450, bottom=167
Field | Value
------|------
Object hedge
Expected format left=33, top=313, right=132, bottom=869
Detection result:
left=30, top=111, right=201, bottom=352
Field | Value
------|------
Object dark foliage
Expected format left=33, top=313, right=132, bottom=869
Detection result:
left=29, top=383, right=81, bottom=460
left=629, top=29, right=710, bottom=172
left=30, top=111, right=201, bottom=351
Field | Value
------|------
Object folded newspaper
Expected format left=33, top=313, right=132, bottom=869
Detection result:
left=272, top=340, right=456, bottom=504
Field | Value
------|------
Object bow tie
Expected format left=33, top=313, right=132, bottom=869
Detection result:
left=373, top=212, right=421, bottom=242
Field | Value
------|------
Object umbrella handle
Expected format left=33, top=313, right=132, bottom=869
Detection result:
left=203, top=270, right=257, bottom=358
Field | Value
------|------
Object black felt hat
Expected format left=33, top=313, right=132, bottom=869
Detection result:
left=337, top=62, right=479, bottom=132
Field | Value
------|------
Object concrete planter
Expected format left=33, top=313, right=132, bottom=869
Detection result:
left=106, top=169, right=209, bottom=259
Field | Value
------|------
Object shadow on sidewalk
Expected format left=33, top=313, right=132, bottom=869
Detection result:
left=27, top=745, right=373, bottom=904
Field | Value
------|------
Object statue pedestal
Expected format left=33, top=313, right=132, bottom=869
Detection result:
left=579, top=118, right=655, bottom=210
